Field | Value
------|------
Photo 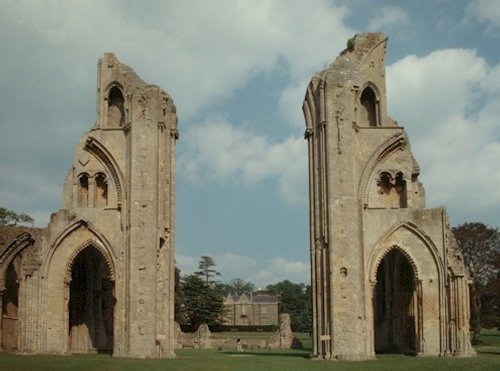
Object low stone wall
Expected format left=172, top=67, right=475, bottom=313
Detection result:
left=175, top=313, right=303, bottom=351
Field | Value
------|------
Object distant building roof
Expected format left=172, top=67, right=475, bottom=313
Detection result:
left=223, top=292, right=279, bottom=305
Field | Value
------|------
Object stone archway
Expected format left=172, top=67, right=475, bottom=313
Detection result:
left=373, top=249, right=419, bottom=354
left=1, top=254, right=22, bottom=351
left=68, top=246, right=114, bottom=353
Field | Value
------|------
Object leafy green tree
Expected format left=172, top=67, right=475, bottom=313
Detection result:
left=266, top=280, right=312, bottom=332
left=181, top=273, right=225, bottom=328
left=219, top=278, right=255, bottom=296
left=453, top=222, right=500, bottom=343
left=0, top=207, right=34, bottom=226
left=195, top=255, right=221, bottom=284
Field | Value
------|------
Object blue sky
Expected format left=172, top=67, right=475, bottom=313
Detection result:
left=0, top=0, right=499, bottom=287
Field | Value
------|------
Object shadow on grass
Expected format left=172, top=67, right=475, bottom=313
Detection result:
left=474, top=330, right=500, bottom=355
left=222, top=350, right=310, bottom=359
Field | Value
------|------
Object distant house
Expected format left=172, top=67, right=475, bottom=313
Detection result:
left=222, top=292, right=279, bottom=327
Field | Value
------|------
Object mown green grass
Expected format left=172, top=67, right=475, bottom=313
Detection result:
left=1, top=331, right=498, bottom=371
left=474, top=328, right=500, bottom=355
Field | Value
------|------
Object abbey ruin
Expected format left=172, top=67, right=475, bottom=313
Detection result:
left=0, top=33, right=476, bottom=360
left=303, top=33, right=475, bottom=359
left=0, top=54, right=178, bottom=357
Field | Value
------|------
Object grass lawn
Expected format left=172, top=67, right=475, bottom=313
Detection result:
left=1, top=331, right=498, bottom=371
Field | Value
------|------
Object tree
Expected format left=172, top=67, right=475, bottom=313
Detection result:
left=219, top=278, right=255, bottom=296
left=453, top=222, right=500, bottom=343
left=0, top=207, right=34, bottom=227
left=484, top=253, right=500, bottom=329
left=266, top=280, right=312, bottom=332
left=181, top=274, right=225, bottom=329
left=195, top=256, right=221, bottom=284
left=174, top=266, right=186, bottom=324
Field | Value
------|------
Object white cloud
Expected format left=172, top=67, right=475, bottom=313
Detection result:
left=176, top=252, right=257, bottom=282
left=368, top=5, right=410, bottom=31
left=466, top=0, right=500, bottom=28
left=179, top=116, right=308, bottom=205
left=387, top=48, right=500, bottom=224
left=0, top=0, right=352, bottom=223
left=279, top=78, right=312, bottom=129
left=253, top=258, right=309, bottom=287
left=0, top=0, right=353, bottom=120
left=176, top=252, right=308, bottom=288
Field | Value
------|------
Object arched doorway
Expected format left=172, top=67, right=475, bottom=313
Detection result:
left=2, top=255, right=22, bottom=351
left=68, top=246, right=114, bottom=353
left=373, top=249, right=419, bottom=354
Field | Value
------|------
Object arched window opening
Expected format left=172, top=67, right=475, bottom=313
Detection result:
left=360, top=86, right=378, bottom=127
left=78, top=174, right=89, bottom=208
left=107, top=86, right=125, bottom=127
left=377, top=171, right=407, bottom=208
left=374, top=249, right=418, bottom=354
left=94, top=173, right=108, bottom=208
left=68, top=246, right=114, bottom=354
left=2, top=255, right=22, bottom=351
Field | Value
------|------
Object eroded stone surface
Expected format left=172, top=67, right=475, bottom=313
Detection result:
left=0, top=54, right=178, bottom=358
left=304, top=33, right=475, bottom=360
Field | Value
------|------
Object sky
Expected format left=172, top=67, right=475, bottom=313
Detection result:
left=0, top=0, right=499, bottom=288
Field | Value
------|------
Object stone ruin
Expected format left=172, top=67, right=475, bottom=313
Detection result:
left=175, top=314, right=302, bottom=351
left=0, top=33, right=477, bottom=361
left=0, top=53, right=178, bottom=357
left=304, top=33, right=475, bottom=360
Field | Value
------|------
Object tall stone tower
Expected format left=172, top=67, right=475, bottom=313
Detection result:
left=0, top=54, right=178, bottom=357
left=303, top=33, right=474, bottom=360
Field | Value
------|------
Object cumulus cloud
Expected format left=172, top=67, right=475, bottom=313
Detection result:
left=368, top=5, right=410, bottom=31
left=466, top=0, right=500, bottom=28
left=253, top=258, right=309, bottom=287
left=176, top=252, right=308, bottom=288
left=179, top=116, right=308, bottom=205
left=387, top=49, right=500, bottom=224
left=0, top=0, right=353, bottom=225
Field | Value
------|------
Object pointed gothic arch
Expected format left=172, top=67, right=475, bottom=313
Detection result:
left=41, top=220, right=116, bottom=280
left=368, top=221, right=444, bottom=284
left=64, top=239, right=115, bottom=284
left=0, top=232, right=36, bottom=351
left=359, top=83, right=380, bottom=127
left=367, top=221, right=447, bottom=355
left=66, top=243, right=115, bottom=353
left=358, top=133, right=407, bottom=208
left=84, top=137, right=125, bottom=207
left=0, top=232, right=35, bottom=290
left=106, top=84, right=125, bottom=127
left=372, top=247, right=420, bottom=354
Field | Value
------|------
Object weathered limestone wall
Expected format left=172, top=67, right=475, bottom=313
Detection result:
left=175, top=314, right=302, bottom=351
left=304, top=33, right=474, bottom=360
left=0, top=54, right=178, bottom=358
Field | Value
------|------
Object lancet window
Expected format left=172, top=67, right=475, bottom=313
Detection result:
left=78, top=173, right=89, bottom=207
left=107, top=86, right=125, bottom=127
left=360, top=86, right=379, bottom=127
left=94, top=172, right=108, bottom=207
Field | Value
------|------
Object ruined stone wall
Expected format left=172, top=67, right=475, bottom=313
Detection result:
left=0, top=54, right=178, bottom=358
left=175, top=314, right=301, bottom=351
left=304, top=33, right=474, bottom=360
